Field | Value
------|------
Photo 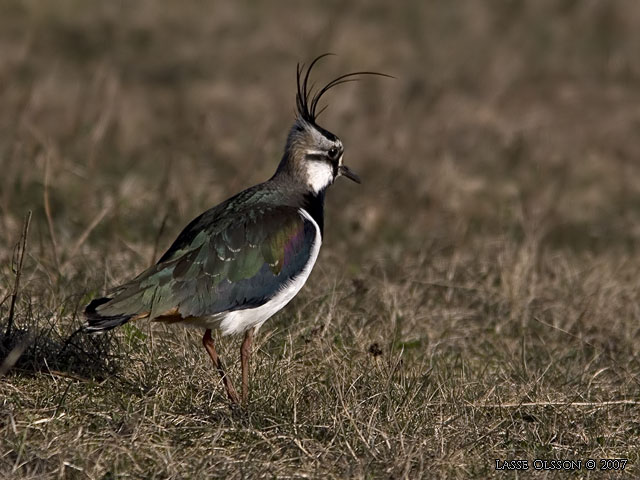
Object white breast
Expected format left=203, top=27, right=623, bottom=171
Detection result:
left=212, top=208, right=321, bottom=335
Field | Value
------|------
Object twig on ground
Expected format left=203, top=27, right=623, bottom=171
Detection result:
left=533, top=315, right=640, bottom=388
left=5, top=210, right=32, bottom=338
left=475, top=400, right=640, bottom=408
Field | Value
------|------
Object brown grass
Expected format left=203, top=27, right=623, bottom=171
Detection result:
left=2, top=1, right=640, bottom=478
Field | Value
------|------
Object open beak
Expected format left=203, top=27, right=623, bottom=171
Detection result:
left=338, top=165, right=361, bottom=184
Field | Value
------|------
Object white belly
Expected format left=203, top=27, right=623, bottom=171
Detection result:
left=189, top=208, right=322, bottom=335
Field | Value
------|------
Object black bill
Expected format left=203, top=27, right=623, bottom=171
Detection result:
left=338, top=165, right=361, bottom=184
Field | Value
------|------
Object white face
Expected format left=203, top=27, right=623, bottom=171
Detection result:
left=305, top=158, right=336, bottom=194
left=291, top=120, right=345, bottom=193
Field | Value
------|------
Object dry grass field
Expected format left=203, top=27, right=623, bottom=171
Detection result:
left=2, top=1, right=640, bottom=478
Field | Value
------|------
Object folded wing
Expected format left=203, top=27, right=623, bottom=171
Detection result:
left=86, top=206, right=316, bottom=331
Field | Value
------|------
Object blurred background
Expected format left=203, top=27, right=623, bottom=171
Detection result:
left=2, top=0, right=639, bottom=271
left=1, top=1, right=640, bottom=477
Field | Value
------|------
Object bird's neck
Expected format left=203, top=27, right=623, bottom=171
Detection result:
left=269, top=159, right=326, bottom=236
left=274, top=149, right=334, bottom=193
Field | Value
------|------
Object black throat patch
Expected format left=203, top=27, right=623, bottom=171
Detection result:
left=302, top=190, right=325, bottom=237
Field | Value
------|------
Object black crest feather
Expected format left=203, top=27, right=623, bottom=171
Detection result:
left=295, top=54, right=392, bottom=125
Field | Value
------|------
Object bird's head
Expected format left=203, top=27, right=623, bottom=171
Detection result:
left=276, top=54, right=389, bottom=194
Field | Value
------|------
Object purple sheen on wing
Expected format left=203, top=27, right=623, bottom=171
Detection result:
left=282, top=222, right=305, bottom=268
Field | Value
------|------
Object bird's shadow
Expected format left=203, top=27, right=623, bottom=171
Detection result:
left=0, top=302, right=120, bottom=381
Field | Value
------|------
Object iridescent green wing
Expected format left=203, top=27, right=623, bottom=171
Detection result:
left=95, top=205, right=317, bottom=320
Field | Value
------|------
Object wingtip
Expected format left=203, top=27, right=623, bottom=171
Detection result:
left=85, top=297, right=111, bottom=315
left=84, top=296, right=133, bottom=333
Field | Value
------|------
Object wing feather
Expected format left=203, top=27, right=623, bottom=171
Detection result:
left=90, top=205, right=317, bottom=327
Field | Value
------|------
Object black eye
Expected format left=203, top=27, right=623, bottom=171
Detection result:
left=328, top=147, right=340, bottom=160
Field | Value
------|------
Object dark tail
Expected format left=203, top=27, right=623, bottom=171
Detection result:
left=84, top=297, right=133, bottom=333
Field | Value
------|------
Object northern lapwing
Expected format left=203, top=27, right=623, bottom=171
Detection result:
left=85, top=55, right=387, bottom=405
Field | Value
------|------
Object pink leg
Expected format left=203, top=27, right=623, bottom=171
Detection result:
left=240, top=328, right=254, bottom=405
left=202, top=329, right=240, bottom=404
